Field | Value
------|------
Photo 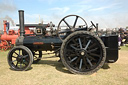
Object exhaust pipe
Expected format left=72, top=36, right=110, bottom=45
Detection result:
left=19, top=10, right=25, bottom=36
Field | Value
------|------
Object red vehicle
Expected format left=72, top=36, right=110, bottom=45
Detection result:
left=0, top=20, right=34, bottom=51
left=0, top=21, right=18, bottom=50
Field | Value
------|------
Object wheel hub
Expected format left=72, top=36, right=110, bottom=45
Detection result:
left=17, top=55, right=23, bottom=62
left=76, top=49, right=86, bottom=56
left=80, top=51, right=85, bottom=56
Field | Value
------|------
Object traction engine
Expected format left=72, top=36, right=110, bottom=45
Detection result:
left=0, top=21, right=18, bottom=50
left=7, top=10, right=118, bottom=75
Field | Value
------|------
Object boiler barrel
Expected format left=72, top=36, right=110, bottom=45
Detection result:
left=23, top=36, right=62, bottom=51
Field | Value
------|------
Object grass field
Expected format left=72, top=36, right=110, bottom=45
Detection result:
left=0, top=47, right=128, bottom=85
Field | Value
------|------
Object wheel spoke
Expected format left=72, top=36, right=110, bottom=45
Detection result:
left=67, top=53, right=76, bottom=57
left=63, top=19, right=71, bottom=29
left=83, top=57, right=90, bottom=69
left=35, top=53, right=39, bottom=55
left=78, top=38, right=82, bottom=49
left=25, top=58, right=29, bottom=62
left=89, top=52, right=100, bottom=57
left=83, top=37, right=87, bottom=46
left=12, top=56, right=17, bottom=58
left=89, top=43, right=96, bottom=49
left=79, top=59, right=83, bottom=69
left=70, top=57, right=78, bottom=63
left=70, top=45, right=79, bottom=50
left=84, top=40, right=91, bottom=50
left=20, top=63, right=22, bottom=68
left=16, top=61, right=19, bottom=67
left=88, top=48, right=98, bottom=52
left=35, top=51, right=40, bottom=55
left=34, top=56, right=38, bottom=59
left=86, top=58, right=93, bottom=67
left=75, top=57, right=81, bottom=65
left=66, top=49, right=75, bottom=53
left=83, top=57, right=87, bottom=65
left=23, top=61, right=28, bottom=66
left=22, top=55, right=28, bottom=58
left=72, top=39, right=77, bottom=44
left=73, top=16, right=78, bottom=28
left=86, top=54, right=96, bottom=61
left=19, top=49, right=20, bottom=55
left=11, top=60, right=17, bottom=63
left=14, top=52, right=19, bottom=56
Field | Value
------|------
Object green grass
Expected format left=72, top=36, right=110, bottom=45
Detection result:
left=0, top=50, right=128, bottom=85
left=120, top=45, right=128, bottom=51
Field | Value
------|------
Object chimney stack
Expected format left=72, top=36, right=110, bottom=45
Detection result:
left=19, top=10, right=25, bottom=36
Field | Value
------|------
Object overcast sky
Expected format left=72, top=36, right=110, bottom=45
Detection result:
left=0, top=0, right=128, bottom=29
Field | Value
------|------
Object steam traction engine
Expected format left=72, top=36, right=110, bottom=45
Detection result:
left=7, top=10, right=118, bottom=75
left=0, top=21, right=18, bottom=51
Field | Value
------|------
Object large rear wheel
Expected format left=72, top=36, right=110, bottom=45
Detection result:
left=60, top=31, right=106, bottom=75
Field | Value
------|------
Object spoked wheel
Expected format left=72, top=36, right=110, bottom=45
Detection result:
left=1, top=40, right=9, bottom=51
left=32, top=51, right=42, bottom=64
left=60, top=31, right=106, bottom=75
left=57, top=15, right=88, bottom=41
left=7, top=46, right=33, bottom=71
left=3, top=46, right=8, bottom=51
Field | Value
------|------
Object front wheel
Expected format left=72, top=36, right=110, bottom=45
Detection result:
left=60, top=31, right=106, bottom=75
left=7, top=46, right=33, bottom=71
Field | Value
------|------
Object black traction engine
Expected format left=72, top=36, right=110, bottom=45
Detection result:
left=7, top=10, right=118, bottom=75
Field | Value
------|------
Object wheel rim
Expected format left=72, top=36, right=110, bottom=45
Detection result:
left=8, top=48, right=30, bottom=70
left=57, top=15, right=88, bottom=41
left=63, top=33, right=104, bottom=72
